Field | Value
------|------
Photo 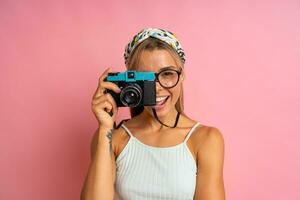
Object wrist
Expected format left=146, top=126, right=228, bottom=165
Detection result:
left=98, top=126, right=113, bottom=132
left=98, top=126, right=113, bottom=140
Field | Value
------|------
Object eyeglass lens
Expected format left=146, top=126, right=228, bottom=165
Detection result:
left=157, top=69, right=180, bottom=88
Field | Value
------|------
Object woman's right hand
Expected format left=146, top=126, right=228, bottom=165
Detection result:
left=91, top=67, right=121, bottom=129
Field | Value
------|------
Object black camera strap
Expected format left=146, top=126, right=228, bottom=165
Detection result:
left=151, top=108, right=180, bottom=128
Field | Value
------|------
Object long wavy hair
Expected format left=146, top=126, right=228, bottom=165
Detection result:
left=125, top=37, right=187, bottom=119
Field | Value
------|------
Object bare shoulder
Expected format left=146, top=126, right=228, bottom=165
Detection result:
left=190, top=125, right=225, bottom=168
left=191, top=125, right=225, bottom=151
left=111, top=124, right=131, bottom=159
left=112, top=117, right=145, bottom=157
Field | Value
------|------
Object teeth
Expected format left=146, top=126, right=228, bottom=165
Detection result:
left=156, top=96, right=168, bottom=102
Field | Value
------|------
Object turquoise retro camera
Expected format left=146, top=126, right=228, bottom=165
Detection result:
left=104, top=71, right=156, bottom=107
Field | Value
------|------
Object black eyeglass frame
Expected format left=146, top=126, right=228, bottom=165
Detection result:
left=155, top=68, right=183, bottom=89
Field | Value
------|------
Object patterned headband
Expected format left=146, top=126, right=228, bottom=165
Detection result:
left=124, top=28, right=186, bottom=66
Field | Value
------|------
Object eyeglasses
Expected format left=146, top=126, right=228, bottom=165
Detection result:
left=155, top=68, right=182, bottom=89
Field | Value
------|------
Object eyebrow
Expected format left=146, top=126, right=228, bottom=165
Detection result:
left=158, top=66, right=178, bottom=72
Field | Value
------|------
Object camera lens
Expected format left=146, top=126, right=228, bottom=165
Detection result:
left=120, top=84, right=142, bottom=107
left=124, top=91, right=139, bottom=104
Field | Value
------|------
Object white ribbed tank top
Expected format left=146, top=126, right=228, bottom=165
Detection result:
left=114, top=122, right=201, bottom=200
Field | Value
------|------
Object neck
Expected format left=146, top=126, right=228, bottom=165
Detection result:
left=139, top=107, right=179, bottom=131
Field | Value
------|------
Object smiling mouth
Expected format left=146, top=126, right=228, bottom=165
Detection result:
left=155, top=96, right=170, bottom=106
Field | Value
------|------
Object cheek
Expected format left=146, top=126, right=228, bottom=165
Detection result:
left=169, top=86, right=182, bottom=104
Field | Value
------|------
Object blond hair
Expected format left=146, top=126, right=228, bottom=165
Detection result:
left=125, top=37, right=186, bottom=118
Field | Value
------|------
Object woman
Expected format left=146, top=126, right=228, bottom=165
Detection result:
left=81, top=28, right=225, bottom=200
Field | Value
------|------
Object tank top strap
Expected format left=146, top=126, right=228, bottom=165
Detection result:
left=120, top=124, right=133, bottom=138
left=183, top=122, right=201, bottom=143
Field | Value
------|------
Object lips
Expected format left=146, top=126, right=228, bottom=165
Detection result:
left=156, top=96, right=169, bottom=106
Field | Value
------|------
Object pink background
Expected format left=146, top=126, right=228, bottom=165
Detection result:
left=1, top=0, right=299, bottom=199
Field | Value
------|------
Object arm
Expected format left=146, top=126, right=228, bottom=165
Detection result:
left=194, top=127, right=226, bottom=200
left=80, top=127, right=117, bottom=200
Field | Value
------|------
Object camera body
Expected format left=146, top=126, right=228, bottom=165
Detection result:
left=104, top=70, right=156, bottom=107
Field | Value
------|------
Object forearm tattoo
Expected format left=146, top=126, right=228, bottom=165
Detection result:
left=106, top=129, right=113, bottom=157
